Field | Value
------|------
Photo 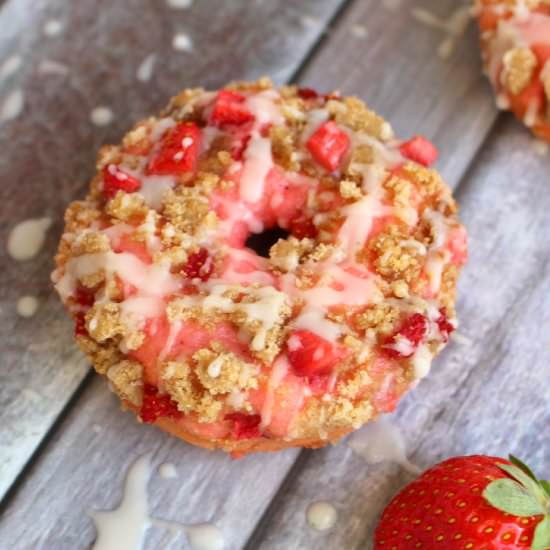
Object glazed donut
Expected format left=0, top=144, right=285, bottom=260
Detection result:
left=52, top=79, right=467, bottom=455
left=475, top=0, right=550, bottom=141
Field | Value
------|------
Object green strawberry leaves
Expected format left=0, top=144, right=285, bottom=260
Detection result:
left=483, top=456, right=550, bottom=549
left=483, top=478, right=546, bottom=516
left=532, top=515, right=550, bottom=550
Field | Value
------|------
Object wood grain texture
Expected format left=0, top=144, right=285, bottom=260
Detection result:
left=2, top=0, right=549, bottom=549
left=244, top=116, right=550, bottom=550
left=0, top=0, right=348, bottom=502
left=296, top=0, right=498, bottom=186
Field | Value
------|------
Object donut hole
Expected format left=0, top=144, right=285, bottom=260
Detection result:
left=245, top=226, right=290, bottom=258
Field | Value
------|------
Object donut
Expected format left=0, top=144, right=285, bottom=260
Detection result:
left=474, top=0, right=550, bottom=141
left=52, top=79, right=467, bottom=455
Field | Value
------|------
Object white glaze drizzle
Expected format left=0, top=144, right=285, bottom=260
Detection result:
left=0, top=88, right=24, bottom=123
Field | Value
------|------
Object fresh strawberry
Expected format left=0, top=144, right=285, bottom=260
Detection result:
left=140, top=383, right=181, bottom=423
left=374, top=454, right=550, bottom=550
left=182, top=248, right=213, bottom=281
left=400, top=135, right=438, bottom=167
left=210, top=90, right=255, bottom=127
left=102, top=165, right=142, bottom=198
left=146, top=122, right=201, bottom=175
left=225, top=413, right=262, bottom=440
left=306, top=120, right=350, bottom=172
left=287, top=330, right=347, bottom=377
left=289, top=217, right=318, bottom=239
left=383, top=313, right=428, bottom=358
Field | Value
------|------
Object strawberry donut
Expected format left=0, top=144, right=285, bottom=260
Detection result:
left=52, top=79, right=467, bottom=455
left=475, top=0, right=550, bottom=141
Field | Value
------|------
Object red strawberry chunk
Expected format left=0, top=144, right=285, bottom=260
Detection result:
left=140, top=384, right=181, bottom=423
left=74, top=286, right=95, bottom=308
left=287, top=330, right=346, bottom=378
left=436, top=309, right=455, bottom=342
left=306, top=121, right=350, bottom=172
left=210, top=90, right=255, bottom=127
left=225, top=413, right=262, bottom=440
left=289, top=217, right=318, bottom=239
left=297, top=87, right=319, bottom=100
left=74, top=312, right=88, bottom=337
left=384, top=313, right=428, bottom=358
left=102, top=165, right=141, bottom=199
left=182, top=248, right=213, bottom=281
left=146, top=122, right=201, bottom=176
left=399, top=136, right=438, bottom=167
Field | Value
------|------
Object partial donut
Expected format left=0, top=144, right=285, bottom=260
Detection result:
left=475, top=0, right=550, bottom=141
left=52, top=79, right=467, bottom=455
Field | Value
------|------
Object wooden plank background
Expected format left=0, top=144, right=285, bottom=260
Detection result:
left=0, top=0, right=548, bottom=549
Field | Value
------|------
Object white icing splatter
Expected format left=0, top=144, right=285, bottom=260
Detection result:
left=136, top=54, right=156, bottom=83
left=7, top=217, right=52, bottom=261
left=350, top=24, right=368, bottom=39
left=158, top=463, right=177, bottom=479
left=90, top=454, right=224, bottom=550
left=166, top=0, right=194, bottom=8
left=17, top=295, right=39, bottom=318
left=90, top=106, right=114, bottom=127
left=300, top=15, right=320, bottom=28
left=92, top=424, right=102, bottom=433
left=43, top=19, right=63, bottom=37
left=0, top=55, right=22, bottom=79
left=306, top=501, right=338, bottom=531
left=172, top=33, right=193, bottom=52
left=348, top=415, right=421, bottom=475
left=0, top=88, right=24, bottom=123
left=38, top=59, right=69, bottom=76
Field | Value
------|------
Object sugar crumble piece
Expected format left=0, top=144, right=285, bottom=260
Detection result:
left=107, top=360, right=144, bottom=405
left=502, top=47, right=537, bottom=95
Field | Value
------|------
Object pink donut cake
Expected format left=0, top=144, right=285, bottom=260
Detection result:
left=475, top=0, right=550, bottom=141
left=52, top=79, right=467, bottom=455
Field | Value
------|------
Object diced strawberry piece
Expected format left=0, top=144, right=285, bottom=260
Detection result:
left=146, top=122, right=201, bottom=175
left=74, top=286, right=95, bottom=308
left=399, top=136, right=438, bottom=167
left=140, top=383, right=181, bottom=423
left=182, top=248, right=213, bottom=281
left=74, top=312, right=88, bottom=337
left=102, top=165, right=142, bottom=199
left=306, top=121, right=350, bottom=172
left=225, top=413, right=262, bottom=440
left=287, top=330, right=347, bottom=377
left=289, top=217, right=317, bottom=239
left=210, top=90, right=255, bottom=127
left=383, top=313, right=428, bottom=358
left=297, top=87, right=319, bottom=100
left=436, top=309, right=455, bottom=342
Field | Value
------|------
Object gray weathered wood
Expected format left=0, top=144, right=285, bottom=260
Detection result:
left=0, top=0, right=349, bottom=502
left=244, top=116, right=550, bottom=550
